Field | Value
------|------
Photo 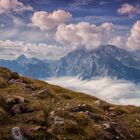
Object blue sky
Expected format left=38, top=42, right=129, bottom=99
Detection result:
left=0, top=0, right=140, bottom=59
left=17, top=0, right=139, bottom=26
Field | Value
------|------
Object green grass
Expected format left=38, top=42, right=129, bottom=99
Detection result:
left=0, top=67, right=140, bottom=140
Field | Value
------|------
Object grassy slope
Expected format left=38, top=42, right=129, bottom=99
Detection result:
left=0, top=67, right=140, bottom=140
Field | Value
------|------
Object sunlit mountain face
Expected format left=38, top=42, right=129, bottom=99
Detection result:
left=0, top=0, right=140, bottom=106
left=1, top=45, right=140, bottom=83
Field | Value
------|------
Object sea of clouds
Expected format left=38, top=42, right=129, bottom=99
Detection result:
left=45, top=77, right=140, bottom=106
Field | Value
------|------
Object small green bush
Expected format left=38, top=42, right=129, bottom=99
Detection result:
left=11, top=72, right=19, bottom=79
left=73, top=112, right=91, bottom=126
left=64, top=120, right=83, bottom=134
left=114, top=107, right=129, bottom=115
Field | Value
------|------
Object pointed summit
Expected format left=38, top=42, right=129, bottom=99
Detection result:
left=16, top=54, right=28, bottom=63
left=17, top=54, right=27, bottom=60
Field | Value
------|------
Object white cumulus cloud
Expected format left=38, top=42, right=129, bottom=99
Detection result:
left=109, top=36, right=126, bottom=48
left=56, top=22, right=114, bottom=49
left=117, top=3, right=140, bottom=17
left=0, top=0, right=33, bottom=14
left=31, top=10, right=72, bottom=31
left=126, top=20, right=140, bottom=50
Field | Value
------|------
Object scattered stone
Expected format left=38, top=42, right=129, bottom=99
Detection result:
left=78, top=111, right=85, bottom=114
left=11, top=127, right=24, bottom=140
left=29, top=126, right=46, bottom=131
left=24, top=84, right=35, bottom=90
left=11, top=103, right=26, bottom=114
left=22, top=126, right=47, bottom=138
left=37, top=89, right=50, bottom=95
left=106, top=112, right=116, bottom=116
left=5, top=95, right=25, bottom=104
left=85, top=111, right=94, bottom=120
left=10, top=79, right=23, bottom=84
left=104, top=123, right=123, bottom=139
left=4, top=95, right=33, bottom=114
left=33, top=89, right=51, bottom=99
left=136, top=119, right=140, bottom=123
left=115, top=136, right=120, bottom=139
left=102, top=123, right=110, bottom=129
left=66, top=103, right=70, bottom=106
left=94, top=100, right=101, bottom=106
left=56, top=108, right=62, bottom=111
left=50, top=111, right=55, bottom=117
left=57, top=102, right=60, bottom=105
left=47, top=128, right=53, bottom=133
left=54, top=116, right=64, bottom=125
left=130, top=134, right=134, bottom=138
left=72, top=104, right=91, bottom=112
left=109, top=107, right=115, bottom=111
left=111, top=122, right=117, bottom=125
left=10, top=79, right=18, bottom=83
left=65, top=105, right=69, bottom=109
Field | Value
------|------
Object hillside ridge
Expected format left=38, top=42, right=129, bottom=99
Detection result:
left=0, top=67, right=140, bottom=140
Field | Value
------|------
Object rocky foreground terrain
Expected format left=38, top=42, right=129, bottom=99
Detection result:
left=0, top=67, right=140, bottom=140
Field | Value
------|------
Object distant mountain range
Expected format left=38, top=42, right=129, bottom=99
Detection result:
left=0, top=45, right=140, bottom=83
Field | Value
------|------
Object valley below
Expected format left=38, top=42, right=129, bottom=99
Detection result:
left=45, top=76, right=140, bottom=106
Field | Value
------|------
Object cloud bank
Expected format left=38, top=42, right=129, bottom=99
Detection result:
left=1, top=19, right=140, bottom=59
left=0, top=1, right=140, bottom=59
left=46, top=77, right=140, bottom=106
left=31, top=10, right=72, bottom=31
left=117, top=3, right=140, bottom=17
left=109, top=36, right=126, bottom=48
left=0, top=0, right=33, bottom=14
left=126, top=20, right=140, bottom=50
left=0, top=40, right=69, bottom=60
left=56, top=22, right=114, bottom=49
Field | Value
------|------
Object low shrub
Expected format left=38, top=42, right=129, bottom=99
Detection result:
left=0, top=77, right=8, bottom=88
left=10, top=72, right=19, bottom=79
